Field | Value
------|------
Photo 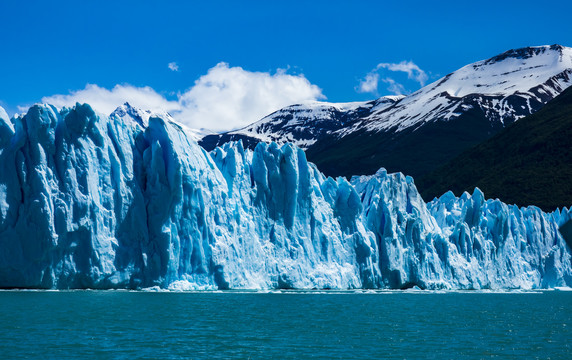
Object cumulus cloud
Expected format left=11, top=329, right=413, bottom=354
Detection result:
left=376, top=61, right=428, bottom=86
left=37, top=63, right=325, bottom=132
left=357, top=72, right=379, bottom=94
left=382, top=78, right=407, bottom=95
left=168, top=62, right=179, bottom=72
left=42, top=84, right=181, bottom=115
left=357, top=60, right=428, bottom=96
left=177, top=62, right=324, bottom=131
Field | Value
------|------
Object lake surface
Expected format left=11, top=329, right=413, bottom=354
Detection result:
left=0, top=290, right=570, bottom=359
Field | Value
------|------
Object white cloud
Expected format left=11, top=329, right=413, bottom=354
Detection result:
left=168, top=62, right=179, bottom=72
left=376, top=61, right=428, bottom=86
left=38, top=63, right=325, bottom=132
left=177, top=62, right=324, bottom=131
left=16, top=105, right=30, bottom=113
left=357, top=60, right=428, bottom=96
left=42, top=84, right=181, bottom=115
left=382, top=78, right=407, bottom=95
left=356, top=72, right=379, bottom=94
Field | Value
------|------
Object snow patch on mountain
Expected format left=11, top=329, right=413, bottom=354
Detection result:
left=346, top=45, right=572, bottom=134
left=209, top=96, right=403, bottom=149
left=446, top=45, right=572, bottom=98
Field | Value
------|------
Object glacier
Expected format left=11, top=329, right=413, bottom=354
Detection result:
left=0, top=103, right=570, bottom=290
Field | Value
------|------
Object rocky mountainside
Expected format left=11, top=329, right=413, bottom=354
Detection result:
left=200, top=96, right=402, bottom=150
left=201, top=45, right=572, bottom=179
left=417, top=85, right=572, bottom=210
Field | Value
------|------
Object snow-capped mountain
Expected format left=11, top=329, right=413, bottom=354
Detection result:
left=0, top=103, right=570, bottom=290
left=200, top=96, right=403, bottom=150
left=350, top=44, right=572, bottom=133
left=201, top=45, right=572, bottom=179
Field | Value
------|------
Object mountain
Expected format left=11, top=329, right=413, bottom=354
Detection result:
left=417, top=85, right=572, bottom=210
left=0, top=103, right=570, bottom=290
left=200, top=96, right=402, bottom=150
left=200, top=45, right=572, bottom=179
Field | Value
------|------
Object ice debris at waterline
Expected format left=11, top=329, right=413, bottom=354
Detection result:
left=0, top=103, right=570, bottom=290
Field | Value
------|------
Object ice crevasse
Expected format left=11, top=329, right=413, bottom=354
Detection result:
left=0, top=103, right=570, bottom=290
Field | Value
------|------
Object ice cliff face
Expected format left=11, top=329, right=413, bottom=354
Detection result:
left=0, top=104, right=570, bottom=289
left=354, top=171, right=572, bottom=289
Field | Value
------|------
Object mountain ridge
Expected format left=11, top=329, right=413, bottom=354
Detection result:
left=200, top=96, right=403, bottom=150
left=200, top=44, right=572, bottom=179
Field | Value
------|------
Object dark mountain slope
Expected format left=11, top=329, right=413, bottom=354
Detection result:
left=305, top=100, right=508, bottom=179
left=417, top=86, right=572, bottom=211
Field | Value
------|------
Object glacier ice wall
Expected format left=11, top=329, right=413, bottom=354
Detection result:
left=0, top=104, right=570, bottom=290
left=354, top=171, right=572, bottom=289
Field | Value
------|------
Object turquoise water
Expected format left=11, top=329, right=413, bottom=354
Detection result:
left=0, top=290, right=570, bottom=359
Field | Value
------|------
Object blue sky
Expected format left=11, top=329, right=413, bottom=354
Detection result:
left=1, top=0, right=571, bottom=131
